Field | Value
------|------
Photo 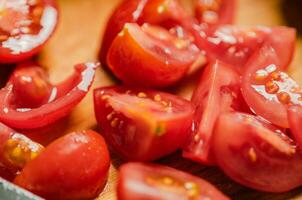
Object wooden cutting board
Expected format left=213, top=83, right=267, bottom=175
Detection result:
left=6, top=0, right=302, bottom=199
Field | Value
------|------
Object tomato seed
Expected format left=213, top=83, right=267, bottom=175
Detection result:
left=277, top=92, right=291, bottom=104
left=265, top=81, right=279, bottom=94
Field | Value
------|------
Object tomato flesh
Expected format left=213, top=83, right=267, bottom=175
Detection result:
left=117, top=162, right=229, bottom=200
left=94, top=86, right=194, bottom=161
left=107, top=23, right=200, bottom=87
left=0, top=0, right=58, bottom=63
left=0, top=62, right=97, bottom=129
left=14, top=130, right=110, bottom=200
left=288, top=106, right=302, bottom=149
left=183, top=61, right=249, bottom=164
left=213, top=112, right=302, bottom=192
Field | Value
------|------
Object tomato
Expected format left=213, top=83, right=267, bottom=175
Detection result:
left=192, top=25, right=296, bottom=72
left=183, top=61, right=249, bottom=165
left=195, top=0, right=236, bottom=27
left=14, top=130, right=110, bottom=200
left=94, top=86, right=194, bottom=161
left=288, top=106, right=302, bottom=148
left=0, top=62, right=97, bottom=129
left=242, top=28, right=297, bottom=128
left=213, top=112, right=302, bottom=192
left=0, top=0, right=58, bottom=63
left=0, top=122, right=44, bottom=175
left=107, top=23, right=200, bottom=88
left=117, top=162, right=229, bottom=200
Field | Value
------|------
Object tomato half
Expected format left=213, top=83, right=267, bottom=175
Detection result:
left=183, top=61, right=249, bottom=165
left=0, top=62, right=97, bottom=129
left=213, top=112, right=302, bottom=192
left=195, top=0, right=236, bottom=27
left=117, top=162, right=229, bottom=200
left=107, top=23, right=200, bottom=88
left=0, top=0, right=58, bottom=63
left=94, top=86, right=194, bottom=161
left=14, top=130, right=110, bottom=200
left=0, top=122, right=44, bottom=175
left=288, top=106, right=302, bottom=148
left=242, top=28, right=297, bottom=128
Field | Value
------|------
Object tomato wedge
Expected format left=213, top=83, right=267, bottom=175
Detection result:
left=242, top=28, right=297, bottom=128
left=0, top=0, right=58, bottom=63
left=94, top=86, right=194, bottom=161
left=14, top=130, right=110, bottom=200
left=0, top=122, right=44, bottom=175
left=117, top=162, right=229, bottom=200
left=288, top=106, right=302, bottom=148
left=213, top=112, right=302, bottom=192
left=183, top=61, right=249, bottom=164
left=107, top=23, right=200, bottom=87
left=195, top=0, right=236, bottom=27
left=0, top=62, right=97, bottom=129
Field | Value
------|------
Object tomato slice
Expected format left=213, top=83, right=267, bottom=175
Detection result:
left=117, top=162, right=229, bottom=200
left=107, top=23, right=199, bottom=88
left=242, top=28, right=297, bottom=128
left=213, top=112, right=302, bottom=192
left=192, top=25, right=296, bottom=72
left=288, top=106, right=302, bottom=148
left=0, top=0, right=58, bottom=63
left=183, top=61, right=249, bottom=164
left=0, top=122, right=44, bottom=175
left=94, top=86, right=194, bottom=161
left=195, top=0, right=236, bottom=27
left=0, top=62, right=97, bottom=129
left=14, top=130, right=110, bottom=200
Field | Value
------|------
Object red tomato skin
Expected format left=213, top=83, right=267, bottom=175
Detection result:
left=288, top=106, right=302, bottom=148
left=0, top=62, right=97, bottom=129
left=183, top=61, right=249, bottom=165
left=107, top=23, right=199, bottom=88
left=0, top=0, right=59, bottom=63
left=14, top=130, right=110, bottom=200
left=117, top=162, right=229, bottom=200
left=213, top=112, right=302, bottom=192
left=94, top=86, right=194, bottom=161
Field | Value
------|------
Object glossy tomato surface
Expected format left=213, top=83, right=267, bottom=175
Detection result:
left=107, top=23, right=200, bottom=87
left=183, top=61, right=249, bottom=165
left=195, top=0, right=236, bottom=27
left=0, top=0, right=58, bottom=63
left=0, top=62, right=97, bottom=129
left=94, top=86, right=194, bottom=161
left=213, top=112, right=302, bottom=192
left=242, top=28, right=297, bottom=128
left=14, top=130, right=110, bottom=200
left=117, top=162, right=229, bottom=200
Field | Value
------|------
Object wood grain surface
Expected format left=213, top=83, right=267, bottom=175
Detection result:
left=3, top=0, right=302, bottom=199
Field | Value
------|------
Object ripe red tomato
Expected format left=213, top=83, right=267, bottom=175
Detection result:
left=94, top=86, right=194, bottom=161
left=195, top=0, right=236, bottom=27
left=213, top=112, right=302, bottom=192
left=0, top=62, right=97, bottom=129
left=183, top=61, right=249, bottom=164
left=0, top=0, right=58, bottom=63
left=288, top=106, right=302, bottom=148
left=14, top=130, right=110, bottom=200
left=107, top=23, right=200, bottom=87
left=117, top=162, right=229, bottom=200
left=242, top=29, right=297, bottom=128
left=0, top=122, right=44, bottom=175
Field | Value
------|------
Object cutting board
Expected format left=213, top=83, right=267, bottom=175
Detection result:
left=3, top=0, right=302, bottom=199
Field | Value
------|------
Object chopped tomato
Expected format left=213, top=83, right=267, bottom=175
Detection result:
left=107, top=23, right=200, bottom=87
left=213, top=112, right=302, bottom=192
left=94, top=86, right=194, bottom=161
left=0, top=0, right=58, bottom=63
left=117, top=162, right=229, bottom=200
left=183, top=61, right=249, bottom=164
left=242, top=28, right=297, bottom=128
left=0, top=62, right=97, bottom=129
left=288, top=106, right=302, bottom=148
left=0, top=122, right=44, bottom=176
left=14, top=130, right=110, bottom=200
left=195, top=0, right=236, bottom=27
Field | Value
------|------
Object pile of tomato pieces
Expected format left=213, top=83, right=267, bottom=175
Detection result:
left=95, top=0, right=302, bottom=198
